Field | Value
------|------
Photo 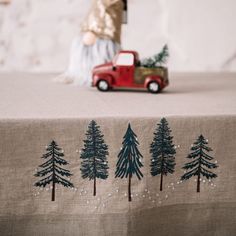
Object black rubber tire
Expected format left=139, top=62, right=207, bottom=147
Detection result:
left=147, top=81, right=161, bottom=93
left=97, top=80, right=109, bottom=92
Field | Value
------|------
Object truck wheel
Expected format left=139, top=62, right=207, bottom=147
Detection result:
left=97, top=80, right=109, bottom=92
left=148, top=81, right=160, bottom=93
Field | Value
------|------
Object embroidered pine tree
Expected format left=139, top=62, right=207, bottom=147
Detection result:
left=34, top=140, right=74, bottom=201
left=141, top=44, right=169, bottom=68
left=150, top=118, right=176, bottom=191
left=181, top=135, right=218, bottom=192
left=80, top=120, right=109, bottom=196
left=115, top=123, right=143, bottom=202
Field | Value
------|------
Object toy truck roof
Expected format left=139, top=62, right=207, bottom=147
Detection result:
left=116, top=50, right=140, bottom=64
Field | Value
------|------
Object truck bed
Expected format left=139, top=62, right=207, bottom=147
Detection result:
left=134, top=66, right=168, bottom=84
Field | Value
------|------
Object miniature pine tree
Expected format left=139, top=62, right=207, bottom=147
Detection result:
left=181, top=135, right=218, bottom=192
left=141, top=44, right=169, bottom=68
left=115, top=123, right=143, bottom=202
left=80, top=120, right=109, bottom=196
left=150, top=118, right=176, bottom=191
left=34, top=140, right=74, bottom=201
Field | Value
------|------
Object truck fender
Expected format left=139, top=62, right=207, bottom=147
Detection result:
left=94, top=74, right=114, bottom=87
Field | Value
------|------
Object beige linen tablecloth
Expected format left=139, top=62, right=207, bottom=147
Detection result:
left=0, top=73, right=236, bottom=236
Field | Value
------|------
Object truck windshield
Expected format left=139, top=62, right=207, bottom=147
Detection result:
left=116, top=53, right=134, bottom=66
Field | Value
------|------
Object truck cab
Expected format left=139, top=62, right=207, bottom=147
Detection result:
left=92, top=50, right=169, bottom=93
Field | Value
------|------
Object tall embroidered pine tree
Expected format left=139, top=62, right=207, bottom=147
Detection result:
left=34, top=140, right=74, bottom=201
left=181, top=135, right=218, bottom=192
left=115, top=123, right=143, bottom=202
left=150, top=118, right=176, bottom=191
left=80, top=120, right=109, bottom=196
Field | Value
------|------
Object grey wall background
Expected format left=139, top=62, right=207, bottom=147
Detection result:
left=0, top=0, right=236, bottom=72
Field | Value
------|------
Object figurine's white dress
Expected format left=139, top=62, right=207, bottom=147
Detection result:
left=56, top=0, right=123, bottom=86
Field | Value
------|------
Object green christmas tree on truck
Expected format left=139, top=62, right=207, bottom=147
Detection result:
left=181, top=135, right=218, bottom=192
left=34, top=140, right=74, bottom=201
left=150, top=118, right=176, bottom=191
left=115, top=124, right=143, bottom=202
left=141, top=44, right=169, bottom=68
left=80, top=120, right=109, bottom=196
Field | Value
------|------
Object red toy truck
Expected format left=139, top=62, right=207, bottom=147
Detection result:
left=92, top=50, right=169, bottom=93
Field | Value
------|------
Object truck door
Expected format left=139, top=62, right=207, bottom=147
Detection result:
left=115, top=53, right=134, bottom=86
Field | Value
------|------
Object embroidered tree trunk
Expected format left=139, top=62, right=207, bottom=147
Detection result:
left=94, top=177, right=96, bottom=196
left=160, top=172, right=163, bottom=191
left=197, top=169, right=200, bottom=193
left=128, top=173, right=132, bottom=202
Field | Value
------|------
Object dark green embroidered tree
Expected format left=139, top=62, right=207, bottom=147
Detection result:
left=34, top=140, right=74, bottom=201
left=181, top=135, right=218, bottom=192
left=80, top=120, right=109, bottom=196
left=141, top=44, right=169, bottom=68
left=150, top=118, right=176, bottom=191
left=115, top=123, right=143, bottom=202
